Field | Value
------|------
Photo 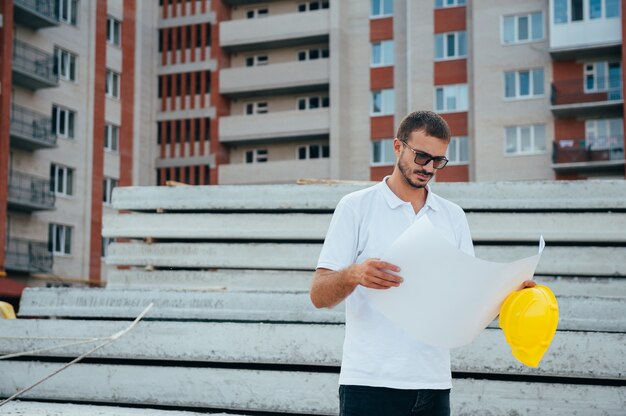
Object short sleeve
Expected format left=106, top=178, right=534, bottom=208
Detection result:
left=316, top=199, right=360, bottom=271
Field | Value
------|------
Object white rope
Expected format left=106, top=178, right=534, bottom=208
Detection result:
left=0, top=303, right=153, bottom=408
left=0, top=338, right=104, bottom=360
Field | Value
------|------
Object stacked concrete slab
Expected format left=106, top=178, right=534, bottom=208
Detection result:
left=1, top=181, right=625, bottom=415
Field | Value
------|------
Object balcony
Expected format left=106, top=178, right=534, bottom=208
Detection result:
left=14, top=0, right=60, bottom=29
left=550, top=81, right=623, bottom=118
left=552, top=137, right=625, bottom=174
left=220, top=59, right=329, bottom=97
left=219, top=158, right=330, bottom=184
left=5, top=237, right=53, bottom=274
left=12, top=39, right=59, bottom=90
left=220, top=9, right=329, bottom=51
left=220, top=109, right=330, bottom=144
left=10, top=104, right=57, bottom=150
left=8, top=171, right=56, bottom=212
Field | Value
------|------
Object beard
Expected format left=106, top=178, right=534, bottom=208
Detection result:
left=398, top=150, right=434, bottom=189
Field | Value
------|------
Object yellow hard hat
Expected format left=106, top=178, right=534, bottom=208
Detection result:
left=498, top=284, right=559, bottom=368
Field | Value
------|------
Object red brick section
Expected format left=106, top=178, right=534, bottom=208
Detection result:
left=370, top=166, right=394, bottom=181
left=371, top=116, right=395, bottom=139
left=434, top=6, right=466, bottom=33
left=436, top=164, right=469, bottom=182
left=120, top=0, right=136, bottom=187
left=434, top=60, right=467, bottom=85
left=554, top=118, right=585, bottom=140
left=210, top=0, right=231, bottom=184
left=552, top=60, right=609, bottom=105
left=370, top=17, right=393, bottom=41
left=0, top=0, right=14, bottom=274
left=440, top=112, right=468, bottom=136
left=622, top=0, right=626, bottom=178
left=370, top=66, right=394, bottom=90
left=88, top=0, right=108, bottom=286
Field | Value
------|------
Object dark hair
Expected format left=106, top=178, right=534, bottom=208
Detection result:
left=396, top=111, right=451, bottom=143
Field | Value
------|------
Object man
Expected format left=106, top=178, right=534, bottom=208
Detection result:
left=310, top=111, right=534, bottom=416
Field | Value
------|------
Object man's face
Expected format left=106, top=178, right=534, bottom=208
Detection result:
left=394, top=130, right=448, bottom=189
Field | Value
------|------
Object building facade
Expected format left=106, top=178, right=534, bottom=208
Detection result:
left=0, top=0, right=625, bottom=296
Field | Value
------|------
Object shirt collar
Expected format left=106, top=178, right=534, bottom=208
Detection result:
left=378, top=176, right=439, bottom=212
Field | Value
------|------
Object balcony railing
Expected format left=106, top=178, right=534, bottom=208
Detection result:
left=5, top=237, right=53, bottom=274
left=8, top=170, right=56, bottom=212
left=10, top=104, right=57, bottom=150
left=12, top=38, right=59, bottom=89
left=551, top=80, right=623, bottom=106
left=14, top=0, right=60, bottom=29
left=553, top=137, right=625, bottom=164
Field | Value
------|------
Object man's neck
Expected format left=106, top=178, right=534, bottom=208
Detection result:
left=386, top=172, right=428, bottom=213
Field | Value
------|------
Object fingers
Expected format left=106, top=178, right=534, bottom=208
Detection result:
left=522, top=280, right=537, bottom=288
left=368, top=259, right=401, bottom=273
left=356, top=259, right=403, bottom=290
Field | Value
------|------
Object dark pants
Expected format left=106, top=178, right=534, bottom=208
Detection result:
left=339, top=385, right=450, bottom=416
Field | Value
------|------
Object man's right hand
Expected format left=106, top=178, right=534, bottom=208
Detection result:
left=348, top=258, right=403, bottom=290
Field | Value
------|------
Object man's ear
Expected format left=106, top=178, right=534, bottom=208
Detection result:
left=393, top=138, right=403, bottom=157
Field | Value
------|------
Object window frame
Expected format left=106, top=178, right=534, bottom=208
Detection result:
left=504, top=124, right=547, bottom=156
left=243, top=148, right=268, bottom=164
left=54, top=47, right=77, bottom=82
left=371, top=40, right=394, bottom=67
left=584, top=61, right=622, bottom=93
left=503, top=68, right=545, bottom=100
left=244, top=101, right=268, bottom=115
left=49, top=223, right=73, bottom=256
left=50, top=163, right=75, bottom=197
left=104, top=123, right=119, bottom=152
left=371, top=0, right=393, bottom=18
left=371, top=138, right=396, bottom=166
left=434, top=84, right=468, bottom=113
left=434, top=31, right=467, bottom=61
left=245, top=7, right=269, bottom=19
left=105, top=69, right=121, bottom=99
left=103, top=176, right=119, bottom=205
left=501, top=11, right=544, bottom=45
left=296, top=144, right=330, bottom=160
left=57, top=0, right=78, bottom=25
left=296, top=96, right=330, bottom=110
left=106, top=16, right=122, bottom=47
left=585, top=118, right=624, bottom=150
left=434, top=0, right=467, bottom=9
left=446, top=136, right=469, bottom=165
left=52, top=104, right=76, bottom=139
left=298, top=1, right=329, bottom=12
left=371, top=89, right=395, bottom=116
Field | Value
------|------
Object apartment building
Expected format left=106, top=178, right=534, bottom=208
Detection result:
left=0, top=0, right=157, bottom=302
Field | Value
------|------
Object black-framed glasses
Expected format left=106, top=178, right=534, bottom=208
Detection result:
left=401, top=141, right=449, bottom=169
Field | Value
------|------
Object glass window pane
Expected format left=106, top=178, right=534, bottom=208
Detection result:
left=520, top=127, right=531, bottom=152
left=436, top=88, right=444, bottom=111
left=372, top=141, right=381, bottom=163
left=435, top=0, right=444, bottom=8
left=448, top=138, right=458, bottom=161
left=519, top=71, right=530, bottom=96
left=372, top=43, right=381, bottom=65
left=458, top=84, right=468, bottom=110
left=68, top=111, right=74, bottom=137
left=534, top=125, right=546, bottom=152
left=446, top=34, right=455, bottom=57
left=459, top=136, right=468, bottom=161
left=383, top=41, right=394, bottom=64
left=309, top=97, right=320, bottom=109
left=372, top=91, right=382, bottom=113
left=310, top=145, right=320, bottom=159
left=445, top=88, right=457, bottom=110
left=606, top=0, right=619, bottom=17
left=589, top=0, right=602, bottom=19
left=371, top=0, right=380, bottom=16
left=457, top=31, right=466, bottom=56
left=609, top=118, right=624, bottom=136
left=518, top=16, right=529, bottom=41
left=503, top=17, right=515, bottom=43
left=572, top=0, right=583, bottom=21
left=435, top=34, right=444, bottom=59
left=505, top=127, right=517, bottom=154
left=383, top=0, right=393, bottom=14
left=65, top=227, right=71, bottom=254
left=504, top=71, right=516, bottom=97
left=67, top=169, right=73, bottom=195
left=596, top=62, right=607, bottom=90
left=608, top=63, right=622, bottom=90
left=322, top=145, right=330, bottom=158
left=55, top=226, right=61, bottom=252
left=532, top=68, right=544, bottom=95
left=383, top=139, right=395, bottom=163
left=382, top=89, right=395, bottom=114
left=531, top=12, right=543, bottom=40
left=554, top=0, right=568, bottom=23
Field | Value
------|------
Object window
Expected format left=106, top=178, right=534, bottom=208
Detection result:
left=244, top=149, right=268, bottom=163
left=586, top=118, right=623, bottom=150
left=435, top=31, right=467, bottom=60
left=245, top=101, right=268, bottom=115
left=371, top=139, right=395, bottom=165
left=54, top=47, right=77, bottom=81
left=104, top=123, right=119, bottom=151
left=297, top=144, right=330, bottom=159
left=502, top=12, right=543, bottom=44
left=554, top=0, right=584, bottom=23
left=435, top=84, right=468, bottom=113
left=56, top=0, right=78, bottom=25
left=446, top=136, right=469, bottom=164
left=106, top=70, right=120, bottom=99
left=585, top=62, right=622, bottom=96
left=505, top=124, right=546, bottom=155
left=371, top=0, right=393, bottom=16
left=49, top=224, right=72, bottom=255
left=589, top=0, right=621, bottom=19
left=371, top=40, right=394, bottom=66
left=435, top=0, right=466, bottom=8
left=297, top=96, right=330, bottom=110
left=106, top=16, right=121, bottom=46
left=554, top=0, right=618, bottom=23
left=504, top=69, right=544, bottom=99
left=102, top=237, right=112, bottom=258
left=245, top=55, right=268, bottom=67
left=298, top=1, right=329, bottom=12
left=297, top=48, right=329, bottom=61
left=246, top=8, right=268, bottom=18
left=52, top=105, right=75, bottom=138
left=50, top=164, right=74, bottom=196
left=371, top=89, right=395, bottom=115
left=103, top=177, right=119, bottom=205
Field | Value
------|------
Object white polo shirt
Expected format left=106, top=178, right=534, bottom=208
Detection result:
left=317, top=177, right=474, bottom=390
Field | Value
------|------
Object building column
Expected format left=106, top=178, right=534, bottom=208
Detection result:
left=88, top=0, right=108, bottom=285
left=120, top=0, right=136, bottom=186
left=0, top=0, right=14, bottom=276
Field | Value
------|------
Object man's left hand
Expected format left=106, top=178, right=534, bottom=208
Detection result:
left=522, top=280, right=536, bottom=288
